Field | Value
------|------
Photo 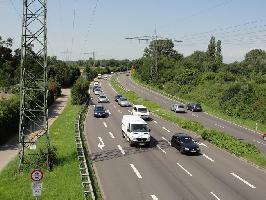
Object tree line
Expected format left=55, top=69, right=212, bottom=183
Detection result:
left=133, top=36, right=266, bottom=124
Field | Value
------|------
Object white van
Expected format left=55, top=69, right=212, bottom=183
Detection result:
left=121, top=115, right=151, bottom=147
left=97, top=74, right=102, bottom=79
left=132, top=105, right=150, bottom=120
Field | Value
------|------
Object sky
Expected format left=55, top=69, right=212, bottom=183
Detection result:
left=0, top=0, right=266, bottom=63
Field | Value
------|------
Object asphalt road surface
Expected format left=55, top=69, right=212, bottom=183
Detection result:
left=85, top=77, right=266, bottom=200
left=118, top=74, right=266, bottom=155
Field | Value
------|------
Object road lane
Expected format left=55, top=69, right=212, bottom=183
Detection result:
left=84, top=78, right=266, bottom=200
left=118, top=74, right=266, bottom=154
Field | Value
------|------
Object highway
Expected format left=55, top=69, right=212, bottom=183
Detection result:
left=118, top=74, right=266, bottom=155
left=85, top=77, right=266, bottom=200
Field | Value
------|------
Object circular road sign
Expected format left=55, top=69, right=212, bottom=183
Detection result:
left=31, top=169, right=43, bottom=182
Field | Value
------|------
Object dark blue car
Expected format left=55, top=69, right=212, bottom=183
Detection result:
left=94, top=104, right=108, bottom=118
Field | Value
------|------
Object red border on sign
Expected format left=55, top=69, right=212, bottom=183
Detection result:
left=31, top=169, right=43, bottom=181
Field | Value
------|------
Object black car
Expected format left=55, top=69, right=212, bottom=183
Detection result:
left=94, top=105, right=108, bottom=118
left=171, top=133, right=200, bottom=154
left=115, top=94, right=123, bottom=102
left=186, top=103, right=202, bottom=112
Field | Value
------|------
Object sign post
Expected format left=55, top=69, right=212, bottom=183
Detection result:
left=31, top=169, right=43, bottom=199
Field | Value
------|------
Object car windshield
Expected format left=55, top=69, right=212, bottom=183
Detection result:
left=100, top=96, right=106, bottom=98
left=95, top=106, right=104, bottom=111
left=95, top=88, right=100, bottom=91
left=116, top=95, right=122, bottom=98
left=138, top=108, right=147, bottom=112
left=178, top=105, right=184, bottom=108
left=120, top=97, right=127, bottom=101
left=180, top=137, right=194, bottom=143
left=131, top=124, right=148, bottom=132
left=195, top=104, right=201, bottom=108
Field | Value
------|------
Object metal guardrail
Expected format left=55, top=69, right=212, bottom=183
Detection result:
left=75, top=103, right=96, bottom=200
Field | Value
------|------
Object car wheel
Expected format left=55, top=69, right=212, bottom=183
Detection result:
left=180, top=148, right=185, bottom=154
left=171, top=141, right=174, bottom=147
left=129, top=140, right=134, bottom=147
left=122, top=131, right=125, bottom=138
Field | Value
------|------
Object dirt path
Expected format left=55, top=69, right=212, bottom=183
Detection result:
left=0, top=89, right=70, bottom=172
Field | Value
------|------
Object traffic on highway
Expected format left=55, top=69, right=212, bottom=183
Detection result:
left=85, top=75, right=266, bottom=200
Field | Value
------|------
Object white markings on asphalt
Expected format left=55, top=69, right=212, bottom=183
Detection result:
left=162, top=137, right=171, bottom=145
left=117, top=145, right=125, bottom=155
left=254, top=139, right=266, bottom=146
left=162, top=127, right=171, bottom=133
left=203, top=154, right=215, bottom=162
left=197, top=142, right=208, bottom=148
left=210, top=192, right=221, bottom=200
left=109, top=132, right=115, bottom=139
left=103, top=122, right=107, bottom=128
left=113, top=105, right=116, bottom=108
left=215, top=123, right=225, bottom=129
left=128, top=110, right=132, bottom=114
left=153, top=120, right=158, bottom=124
left=156, top=145, right=166, bottom=154
left=130, top=164, right=142, bottom=179
left=177, top=162, right=192, bottom=177
left=118, top=109, right=122, bottom=113
left=191, top=113, right=198, bottom=117
left=150, top=194, right=159, bottom=200
left=230, top=172, right=256, bottom=189
left=97, top=137, right=105, bottom=150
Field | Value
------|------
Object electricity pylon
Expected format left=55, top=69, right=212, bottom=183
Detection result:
left=125, top=29, right=182, bottom=80
left=18, top=0, right=50, bottom=171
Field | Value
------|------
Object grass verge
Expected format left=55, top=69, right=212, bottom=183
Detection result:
left=111, top=77, right=266, bottom=169
left=0, top=102, right=84, bottom=200
left=132, top=77, right=266, bottom=133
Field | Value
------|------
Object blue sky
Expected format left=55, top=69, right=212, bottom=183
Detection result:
left=1, top=0, right=266, bottom=62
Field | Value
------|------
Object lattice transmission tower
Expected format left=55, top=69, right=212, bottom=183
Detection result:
left=18, top=0, right=50, bottom=171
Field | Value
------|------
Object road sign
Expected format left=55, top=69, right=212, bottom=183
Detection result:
left=31, top=169, right=43, bottom=182
left=32, top=182, right=43, bottom=197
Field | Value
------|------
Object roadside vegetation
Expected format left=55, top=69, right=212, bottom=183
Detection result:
left=0, top=102, right=84, bottom=200
left=131, top=37, right=266, bottom=132
left=0, top=36, right=80, bottom=144
left=111, top=77, right=266, bottom=169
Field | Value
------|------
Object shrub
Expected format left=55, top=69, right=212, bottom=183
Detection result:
left=71, top=77, right=90, bottom=105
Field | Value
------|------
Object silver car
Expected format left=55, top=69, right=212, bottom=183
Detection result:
left=170, top=103, right=186, bottom=113
left=118, top=97, right=130, bottom=107
left=98, top=95, right=109, bottom=103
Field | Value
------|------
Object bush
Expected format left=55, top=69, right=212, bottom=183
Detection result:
left=0, top=95, right=20, bottom=144
left=71, top=77, right=90, bottom=105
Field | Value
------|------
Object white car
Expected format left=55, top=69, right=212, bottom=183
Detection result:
left=98, top=95, right=109, bottom=103
left=170, top=103, right=186, bottom=113
left=118, top=97, right=130, bottom=107
left=132, top=105, right=150, bottom=120
left=103, top=75, right=108, bottom=80
left=93, top=81, right=99, bottom=87
left=94, top=88, right=101, bottom=95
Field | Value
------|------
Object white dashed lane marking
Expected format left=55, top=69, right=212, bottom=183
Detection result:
left=162, top=137, right=171, bottom=145
left=156, top=145, right=166, bottom=154
left=153, top=120, right=158, bottom=124
left=130, top=164, right=142, bottom=179
left=109, top=132, right=115, bottom=139
left=177, top=162, right=192, bottom=177
left=103, top=122, right=107, bottom=128
left=203, top=154, right=215, bottom=162
left=162, top=127, right=171, bottom=133
left=150, top=194, right=159, bottom=200
left=230, top=172, right=256, bottom=189
left=210, top=192, right=221, bottom=200
left=117, top=145, right=125, bottom=155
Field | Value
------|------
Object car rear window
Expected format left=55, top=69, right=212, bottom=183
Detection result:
left=138, top=108, right=147, bottom=112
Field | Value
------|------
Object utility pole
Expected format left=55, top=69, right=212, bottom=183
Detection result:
left=61, top=49, right=71, bottom=61
left=18, top=0, right=50, bottom=171
left=84, top=51, right=96, bottom=66
left=125, top=28, right=183, bottom=81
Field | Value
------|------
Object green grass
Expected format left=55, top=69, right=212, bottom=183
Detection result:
left=111, top=77, right=266, bottom=169
left=0, top=102, right=84, bottom=200
left=132, top=77, right=266, bottom=133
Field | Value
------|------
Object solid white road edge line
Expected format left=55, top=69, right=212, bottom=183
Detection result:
left=130, top=164, right=142, bottom=179
left=177, top=162, right=192, bottom=177
left=203, top=154, right=215, bottom=162
left=156, top=145, right=166, bottom=154
left=230, top=172, right=256, bottom=189
left=162, top=137, right=171, bottom=145
left=117, top=145, right=125, bottom=155
left=103, top=122, right=107, bottom=128
left=150, top=194, right=158, bottom=200
left=109, top=132, right=115, bottom=139
left=210, top=192, right=221, bottom=200
left=162, top=127, right=171, bottom=133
